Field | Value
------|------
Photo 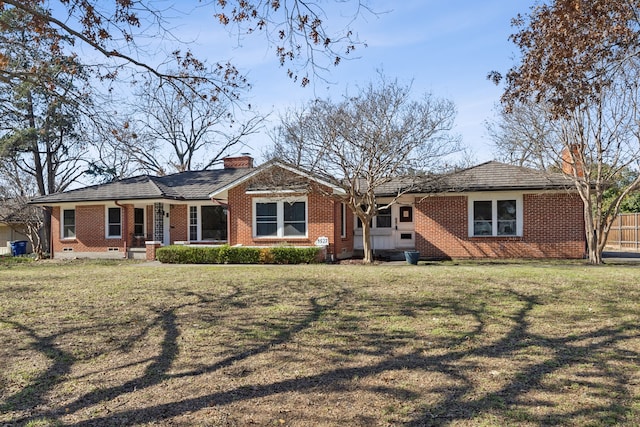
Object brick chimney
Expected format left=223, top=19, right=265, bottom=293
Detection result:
left=223, top=155, right=254, bottom=169
left=561, top=144, right=584, bottom=177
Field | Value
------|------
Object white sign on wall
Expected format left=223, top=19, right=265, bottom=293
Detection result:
left=315, top=236, right=329, bottom=246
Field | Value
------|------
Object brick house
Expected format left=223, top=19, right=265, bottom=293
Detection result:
left=30, top=156, right=585, bottom=260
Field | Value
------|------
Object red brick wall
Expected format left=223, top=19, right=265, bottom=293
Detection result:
left=52, top=204, right=132, bottom=255
left=227, top=178, right=345, bottom=254
left=170, top=204, right=188, bottom=242
left=415, top=192, right=585, bottom=259
left=145, top=205, right=154, bottom=239
left=223, top=156, right=254, bottom=169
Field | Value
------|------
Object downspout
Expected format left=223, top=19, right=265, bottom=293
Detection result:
left=115, top=200, right=127, bottom=258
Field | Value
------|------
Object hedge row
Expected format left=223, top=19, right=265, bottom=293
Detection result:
left=155, top=245, right=323, bottom=265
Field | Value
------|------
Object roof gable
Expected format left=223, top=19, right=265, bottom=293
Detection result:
left=208, top=160, right=346, bottom=198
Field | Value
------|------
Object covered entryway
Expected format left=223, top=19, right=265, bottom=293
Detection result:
left=353, top=200, right=415, bottom=253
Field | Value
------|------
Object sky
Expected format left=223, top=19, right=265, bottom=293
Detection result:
left=76, top=1, right=530, bottom=166
left=169, top=0, right=529, bottom=164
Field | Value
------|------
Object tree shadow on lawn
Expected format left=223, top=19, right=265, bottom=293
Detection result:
left=3, top=283, right=639, bottom=426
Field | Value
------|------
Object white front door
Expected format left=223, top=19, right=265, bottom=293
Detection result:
left=394, top=205, right=415, bottom=248
left=353, top=202, right=415, bottom=250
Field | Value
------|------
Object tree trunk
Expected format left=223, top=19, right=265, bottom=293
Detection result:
left=583, top=200, right=604, bottom=265
left=361, top=221, right=373, bottom=264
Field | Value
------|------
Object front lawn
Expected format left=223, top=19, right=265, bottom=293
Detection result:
left=1, top=261, right=639, bottom=426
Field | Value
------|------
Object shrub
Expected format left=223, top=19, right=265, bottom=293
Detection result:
left=270, top=246, right=322, bottom=264
left=156, top=245, right=321, bottom=264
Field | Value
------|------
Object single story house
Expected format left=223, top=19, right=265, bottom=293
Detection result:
left=30, top=155, right=586, bottom=260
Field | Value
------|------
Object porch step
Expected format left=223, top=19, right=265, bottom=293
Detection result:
left=128, top=247, right=146, bottom=260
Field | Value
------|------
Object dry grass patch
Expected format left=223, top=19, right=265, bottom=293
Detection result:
left=0, top=260, right=639, bottom=426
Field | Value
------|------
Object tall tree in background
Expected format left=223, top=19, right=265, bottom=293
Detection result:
left=492, top=0, right=640, bottom=264
left=131, top=78, right=263, bottom=175
left=270, top=76, right=459, bottom=263
left=0, top=6, right=91, bottom=256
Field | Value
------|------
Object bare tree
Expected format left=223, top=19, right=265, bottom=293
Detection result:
left=131, top=78, right=264, bottom=174
left=270, top=76, right=460, bottom=263
left=487, top=100, right=560, bottom=169
left=492, top=0, right=640, bottom=264
left=0, top=162, right=46, bottom=258
left=489, top=73, right=640, bottom=264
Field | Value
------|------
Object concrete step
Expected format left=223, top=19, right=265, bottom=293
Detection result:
left=128, top=248, right=146, bottom=260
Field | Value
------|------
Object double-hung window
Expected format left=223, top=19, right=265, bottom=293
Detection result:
left=107, top=207, right=122, bottom=238
left=254, top=198, right=307, bottom=238
left=62, top=209, right=76, bottom=239
left=470, top=195, right=521, bottom=237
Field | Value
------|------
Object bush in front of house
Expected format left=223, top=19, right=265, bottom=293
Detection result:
left=156, top=245, right=321, bottom=265
left=269, top=246, right=322, bottom=264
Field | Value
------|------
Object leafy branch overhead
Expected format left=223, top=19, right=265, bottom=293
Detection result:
left=491, top=0, right=640, bottom=264
left=1, top=0, right=369, bottom=94
left=215, top=0, right=368, bottom=86
left=497, top=0, right=640, bottom=115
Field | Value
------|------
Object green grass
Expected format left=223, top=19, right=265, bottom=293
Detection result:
left=0, top=260, right=639, bottom=426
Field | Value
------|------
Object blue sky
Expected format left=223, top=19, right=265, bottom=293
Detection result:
left=174, top=0, right=529, bottom=163
left=81, top=1, right=530, bottom=164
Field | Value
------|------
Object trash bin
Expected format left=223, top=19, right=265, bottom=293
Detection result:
left=10, top=240, right=27, bottom=256
left=404, top=250, right=420, bottom=265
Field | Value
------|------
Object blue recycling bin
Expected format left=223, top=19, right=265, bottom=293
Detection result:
left=10, top=240, right=27, bottom=256
left=404, top=250, right=420, bottom=265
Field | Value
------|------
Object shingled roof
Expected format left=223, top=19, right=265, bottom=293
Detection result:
left=30, top=160, right=575, bottom=205
left=353, top=161, right=574, bottom=196
left=420, top=161, right=574, bottom=192
left=30, top=168, right=255, bottom=204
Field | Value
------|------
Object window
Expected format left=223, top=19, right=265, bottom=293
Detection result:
left=107, top=207, right=122, bottom=238
left=254, top=198, right=307, bottom=238
left=399, top=206, right=413, bottom=223
left=470, top=196, right=521, bottom=237
left=189, top=206, right=198, bottom=240
left=340, top=203, right=347, bottom=238
left=256, top=202, right=278, bottom=237
left=497, top=200, right=517, bottom=235
left=189, top=205, right=228, bottom=241
left=376, top=206, right=392, bottom=228
left=202, top=206, right=227, bottom=240
left=356, top=204, right=391, bottom=229
left=283, top=202, right=306, bottom=236
left=62, top=209, right=75, bottom=239
left=473, top=201, right=493, bottom=236
left=134, top=208, right=145, bottom=236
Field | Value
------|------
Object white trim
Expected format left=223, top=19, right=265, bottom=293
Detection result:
left=252, top=196, right=308, bottom=239
left=467, top=192, right=523, bottom=237
left=61, top=208, right=76, bottom=240
left=245, top=189, right=302, bottom=195
left=208, top=160, right=346, bottom=199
